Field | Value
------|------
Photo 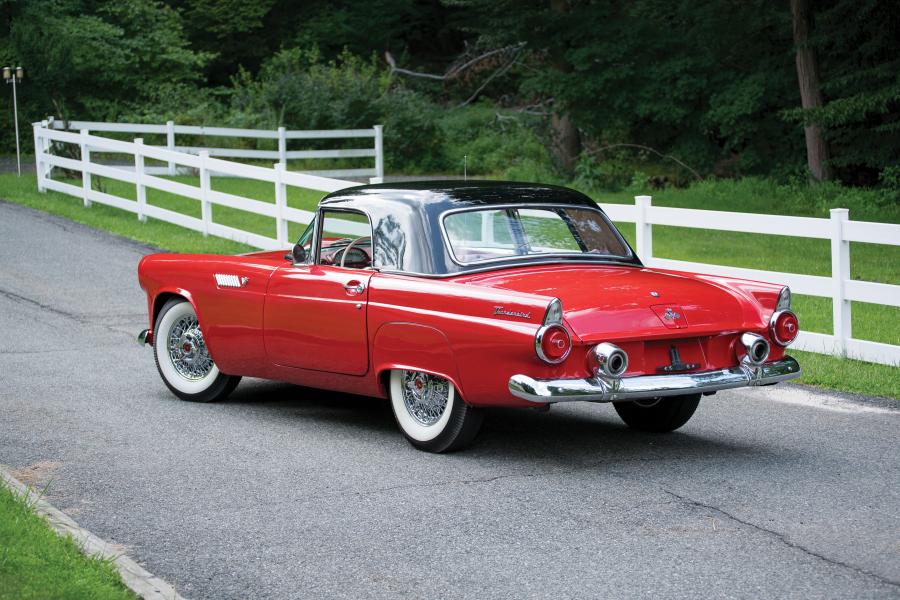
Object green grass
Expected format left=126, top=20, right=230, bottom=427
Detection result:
left=0, top=482, right=136, bottom=600
left=0, top=172, right=896, bottom=399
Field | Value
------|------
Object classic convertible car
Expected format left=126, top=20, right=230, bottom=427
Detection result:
left=138, top=181, right=801, bottom=452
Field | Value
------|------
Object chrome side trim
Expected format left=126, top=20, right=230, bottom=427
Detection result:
left=508, top=356, right=801, bottom=404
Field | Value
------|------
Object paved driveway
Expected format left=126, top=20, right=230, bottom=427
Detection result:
left=1, top=200, right=898, bottom=599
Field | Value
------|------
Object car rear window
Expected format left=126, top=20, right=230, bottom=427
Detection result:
left=442, top=206, right=631, bottom=265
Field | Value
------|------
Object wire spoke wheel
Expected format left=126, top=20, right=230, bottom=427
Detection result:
left=402, top=370, right=450, bottom=426
left=389, top=369, right=483, bottom=452
left=167, top=315, right=214, bottom=380
left=153, top=298, right=240, bottom=402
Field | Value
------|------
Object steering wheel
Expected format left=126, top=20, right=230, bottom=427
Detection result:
left=340, top=236, right=372, bottom=268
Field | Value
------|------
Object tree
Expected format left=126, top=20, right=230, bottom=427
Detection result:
left=3, top=0, right=206, bottom=123
left=791, top=0, right=831, bottom=181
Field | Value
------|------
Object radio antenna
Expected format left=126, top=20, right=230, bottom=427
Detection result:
left=464, top=155, right=467, bottom=181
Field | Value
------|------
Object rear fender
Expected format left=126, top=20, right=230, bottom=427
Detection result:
left=372, top=323, right=465, bottom=401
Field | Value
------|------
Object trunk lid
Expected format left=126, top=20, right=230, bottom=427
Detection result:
left=454, top=264, right=751, bottom=341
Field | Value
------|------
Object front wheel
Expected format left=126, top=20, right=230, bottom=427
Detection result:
left=389, top=370, right=483, bottom=453
left=613, top=394, right=701, bottom=432
left=153, top=298, right=240, bottom=402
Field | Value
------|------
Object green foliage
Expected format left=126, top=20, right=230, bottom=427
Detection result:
left=574, top=156, right=634, bottom=192
left=228, top=48, right=447, bottom=172
left=438, top=104, right=553, bottom=177
left=0, top=0, right=897, bottom=185
left=2, top=0, right=206, bottom=121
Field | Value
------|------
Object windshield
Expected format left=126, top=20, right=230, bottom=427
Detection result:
left=442, top=206, right=631, bottom=265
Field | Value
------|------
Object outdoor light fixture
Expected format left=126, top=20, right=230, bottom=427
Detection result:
left=3, top=65, right=24, bottom=176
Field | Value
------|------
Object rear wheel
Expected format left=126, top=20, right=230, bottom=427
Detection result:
left=613, top=394, right=700, bottom=432
left=389, top=370, right=483, bottom=453
left=153, top=298, right=240, bottom=402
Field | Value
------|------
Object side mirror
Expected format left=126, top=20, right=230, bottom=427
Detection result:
left=291, top=244, right=308, bottom=264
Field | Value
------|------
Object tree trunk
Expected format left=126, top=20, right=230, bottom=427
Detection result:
left=549, top=0, right=581, bottom=174
left=791, top=0, right=831, bottom=182
left=550, top=112, right=581, bottom=173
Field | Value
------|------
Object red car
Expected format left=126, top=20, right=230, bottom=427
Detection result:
left=138, top=181, right=801, bottom=452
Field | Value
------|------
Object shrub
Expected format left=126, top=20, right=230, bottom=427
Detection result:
left=438, top=103, right=553, bottom=178
left=574, top=155, right=634, bottom=191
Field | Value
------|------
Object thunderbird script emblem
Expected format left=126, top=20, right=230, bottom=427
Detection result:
left=493, top=306, right=532, bottom=319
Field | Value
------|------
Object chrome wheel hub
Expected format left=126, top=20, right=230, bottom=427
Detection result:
left=402, top=371, right=449, bottom=426
left=167, top=315, right=213, bottom=380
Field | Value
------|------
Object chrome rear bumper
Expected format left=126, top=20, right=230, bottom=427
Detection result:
left=508, top=356, right=801, bottom=404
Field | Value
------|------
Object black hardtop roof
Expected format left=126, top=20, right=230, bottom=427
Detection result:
left=320, top=180, right=597, bottom=210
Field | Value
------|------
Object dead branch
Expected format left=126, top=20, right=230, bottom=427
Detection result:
left=385, top=43, right=526, bottom=82
left=457, top=52, right=522, bottom=107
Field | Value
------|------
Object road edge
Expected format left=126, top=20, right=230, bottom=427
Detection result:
left=0, top=464, right=187, bottom=600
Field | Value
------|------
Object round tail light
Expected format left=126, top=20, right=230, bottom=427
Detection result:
left=536, top=324, right=572, bottom=364
left=771, top=310, right=799, bottom=346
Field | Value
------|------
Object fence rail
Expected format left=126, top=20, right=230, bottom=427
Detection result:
left=47, top=117, right=384, bottom=180
left=31, top=122, right=900, bottom=366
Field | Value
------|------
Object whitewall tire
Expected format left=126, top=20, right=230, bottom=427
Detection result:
left=153, top=298, right=240, bottom=402
left=389, top=369, right=483, bottom=452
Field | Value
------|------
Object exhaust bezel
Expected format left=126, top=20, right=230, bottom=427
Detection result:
left=740, top=332, right=770, bottom=365
left=592, top=342, right=629, bottom=378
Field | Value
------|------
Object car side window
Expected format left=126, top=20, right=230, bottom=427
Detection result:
left=293, top=216, right=317, bottom=263
left=318, top=210, right=374, bottom=269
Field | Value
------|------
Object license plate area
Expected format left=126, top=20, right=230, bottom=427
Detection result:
left=645, top=339, right=706, bottom=373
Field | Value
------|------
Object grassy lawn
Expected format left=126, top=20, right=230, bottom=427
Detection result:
left=0, top=482, right=136, bottom=600
left=0, top=172, right=897, bottom=399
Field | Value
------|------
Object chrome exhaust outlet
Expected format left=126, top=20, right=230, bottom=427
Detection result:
left=592, top=343, right=629, bottom=377
left=137, top=329, right=152, bottom=346
left=740, top=332, right=770, bottom=365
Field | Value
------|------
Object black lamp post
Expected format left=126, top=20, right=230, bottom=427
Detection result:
left=3, top=66, right=24, bottom=176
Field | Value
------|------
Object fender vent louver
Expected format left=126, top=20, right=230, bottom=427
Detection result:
left=215, top=273, right=247, bottom=288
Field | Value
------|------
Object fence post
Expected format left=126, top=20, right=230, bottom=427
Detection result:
left=634, top=195, right=653, bottom=260
left=374, top=124, right=384, bottom=181
left=134, top=138, right=147, bottom=222
left=199, top=150, right=211, bottom=237
left=33, top=123, right=45, bottom=193
left=830, top=208, right=851, bottom=355
left=40, top=119, right=52, bottom=184
left=166, top=120, right=176, bottom=176
left=274, top=162, right=288, bottom=245
left=278, top=126, right=287, bottom=167
left=80, top=129, right=91, bottom=207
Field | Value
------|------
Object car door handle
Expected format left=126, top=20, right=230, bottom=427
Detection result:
left=343, top=281, right=366, bottom=295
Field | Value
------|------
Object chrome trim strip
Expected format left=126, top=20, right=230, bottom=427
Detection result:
left=508, top=356, right=801, bottom=404
left=375, top=259, right=644, bottom=279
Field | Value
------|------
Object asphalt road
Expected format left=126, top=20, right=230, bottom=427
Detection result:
left=1, top=200, right=898, bottom=599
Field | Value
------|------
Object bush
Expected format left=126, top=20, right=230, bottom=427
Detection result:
left=227, top=47, right=448, bottom=172
left=574, top=155, right=634, bottom=191
left=438, top=103, right=553, bottom=178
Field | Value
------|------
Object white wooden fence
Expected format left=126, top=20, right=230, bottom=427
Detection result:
left=33, top=120, right=368, bottom=250
left=612, top=196, right=900, bottom=366
left=32, top=121, right=900, bottom=366
left=47, top=117, right=384, bottom=180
